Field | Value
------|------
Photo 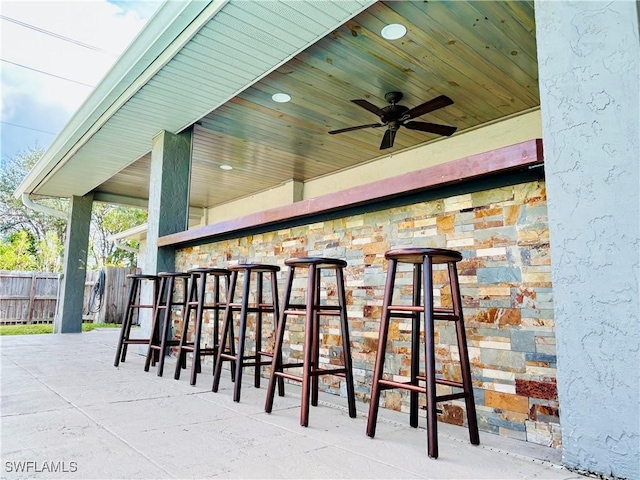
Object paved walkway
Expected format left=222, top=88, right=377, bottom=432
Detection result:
left=1, top=330, right=583, bottom=479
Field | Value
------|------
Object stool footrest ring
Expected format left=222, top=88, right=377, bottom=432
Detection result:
left=122, top=339, right=150, bottom=345
left=274, top=367, right=348, bottom=382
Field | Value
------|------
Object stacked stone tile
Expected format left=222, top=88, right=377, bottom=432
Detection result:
left=176, top=179, right=560, bottom=448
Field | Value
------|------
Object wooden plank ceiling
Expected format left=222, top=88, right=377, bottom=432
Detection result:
left=97, top=0, right=538, bottom=209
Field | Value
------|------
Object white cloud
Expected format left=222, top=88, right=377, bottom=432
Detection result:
left=1, top=0, right=160, bottom=159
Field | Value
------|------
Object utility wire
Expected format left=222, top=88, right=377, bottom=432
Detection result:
left=1, top=59, right=95, bottom=88
left=0, top=121, right=58, bottom=136
left=0, top=14, right=119, bottom=56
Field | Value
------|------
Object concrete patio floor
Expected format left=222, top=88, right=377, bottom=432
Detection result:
left=1, top=329, right=584, bottom=480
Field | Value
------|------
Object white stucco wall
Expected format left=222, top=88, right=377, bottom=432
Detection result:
left=535, top=1, right=639, bottom=479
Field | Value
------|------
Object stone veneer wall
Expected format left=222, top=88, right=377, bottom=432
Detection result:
left=175, top=178, right=560, bottom=448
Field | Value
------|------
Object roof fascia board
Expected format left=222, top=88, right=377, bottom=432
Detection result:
left=14, top=0, right=228, bottom=199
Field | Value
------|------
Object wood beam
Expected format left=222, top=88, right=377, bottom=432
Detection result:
left=159, top=139, right=543, bottom=248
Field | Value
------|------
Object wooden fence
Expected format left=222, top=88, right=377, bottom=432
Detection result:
left=0, top=268, right=137, bottom=325
left=0, top=272, right=60, bottom=324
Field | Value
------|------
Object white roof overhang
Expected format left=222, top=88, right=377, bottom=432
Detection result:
left=14, top=0, right=375, bottom=200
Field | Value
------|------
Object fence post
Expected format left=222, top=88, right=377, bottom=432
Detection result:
left=27, top=273, right=37, bottom=324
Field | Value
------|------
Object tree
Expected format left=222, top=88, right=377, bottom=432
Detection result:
left=0, top=231, right=38, bottom=271
left=1, top=148, right=147, bottom=271
left=0, top=147, right=68, bottom=245
left=89, top=203, right=147, bottom=268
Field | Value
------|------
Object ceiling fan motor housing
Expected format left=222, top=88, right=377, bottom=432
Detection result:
left=380, top=104, right=410, bottom=125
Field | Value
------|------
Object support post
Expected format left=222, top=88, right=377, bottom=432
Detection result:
left=55, top=193, right=93, bottom=334
left=535, top=2, right=639, bottom=478
left=140, top=128, right=193, bottom=342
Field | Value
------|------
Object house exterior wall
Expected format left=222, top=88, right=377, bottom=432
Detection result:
left=175, top=178, right=561, bottom=447
left=205, top=110, right=542, bottom=222
left=535, top=1, right=639, bottom=478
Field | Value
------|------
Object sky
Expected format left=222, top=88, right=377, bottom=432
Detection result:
left=0, top=0, right=162, bottom=166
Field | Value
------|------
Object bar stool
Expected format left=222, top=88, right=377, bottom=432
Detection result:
left=114, top=273, right=160, bottom=367
left=174, top=267, right=230, bottom=385
left=265, top=257, right=357, bottom=426
left=212, top=263, right=284, bottom=402
left=366, top=247, right=479, bottom=458
left=144, top=271, right=190, bottom=377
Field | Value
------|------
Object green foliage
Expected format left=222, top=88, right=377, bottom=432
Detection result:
left=89, top=204, right=147, bottom=268
left=0, top=147, right=68, bottom=243
left=0, top=231, right=38, bottom=270
left=1, top=147, right=147, bottom=271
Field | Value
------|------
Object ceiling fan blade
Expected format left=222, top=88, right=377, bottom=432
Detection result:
left=404, top=121, right=457, bottom=136
left=380, top=129, right=396, bottom=150
left=328, top=123, right=383, bottom=135
left=403, top=95, right=454, bottom=120
left=351, top=99, right=385, bottom=117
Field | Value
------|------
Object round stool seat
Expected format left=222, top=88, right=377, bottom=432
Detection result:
left=228, top=264, right=280, bottom=273
left=385, top=247, right=462, bottom=264
left=126, top=273, right=159, bottom=280
left=158, top=271, right=191, bottom=278
left=187, top=267, right=230, bottom=275
left=284, top=257, right=348, bottom=268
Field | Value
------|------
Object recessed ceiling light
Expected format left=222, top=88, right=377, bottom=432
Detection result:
left=272, top=93, right=291, bottom=103
left=381, top=23, right=407, bottom=40
left=219, top=164, right=233, bottom=170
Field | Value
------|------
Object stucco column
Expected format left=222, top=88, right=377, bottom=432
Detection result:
left=535, top=2, right=639, bottom=479
left=140, top=128, right=192, bottom=341
left=144, top=128, right=193, bottom=273
left=55, top=193, right=94, bottom=334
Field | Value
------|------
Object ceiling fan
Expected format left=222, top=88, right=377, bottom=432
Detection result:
left=328, top=91, right=457, bottom=150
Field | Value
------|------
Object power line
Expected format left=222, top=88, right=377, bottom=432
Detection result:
left=0, top=14, right=119, bottom=56
left=1, top=121, right=58, bottom=136
left=1, top=59, right=95, bottom=88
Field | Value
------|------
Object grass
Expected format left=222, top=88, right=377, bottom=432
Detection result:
left=0, top=323, right=121, bottom=336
